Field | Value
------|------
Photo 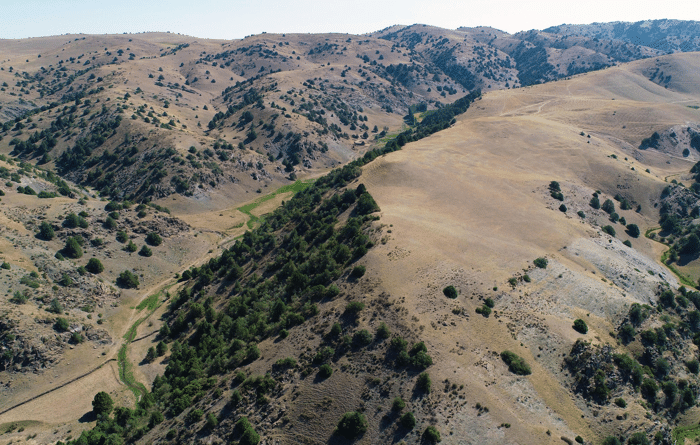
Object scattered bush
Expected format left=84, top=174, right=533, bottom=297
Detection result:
left=318, top=364, right=333, bottom=378
left=376, top=322, right=390, bottom=339
left=117, top=270, right=140, bottom=288
left=146, top=232, right=163, bottom=246
left=500, top=351, right=531, bottom=375
left=423, top=425, right=441, bottom=443
left=613, top=397, right=626, bottom=408
left=38, top=221, right=55, bottom=240
left=336, top=411, right=367, bottom=439
left=573, top=319, right=588, bottom=334
left=602, top=225, right=616, bottom=237
left=139, top=245, right=153, bottom=257
left=54, top=317, right=69, bottom=332
left=86, top=258, right=104, bottom=274
left=400, top=411, right=416, bottom=429
left=533, top=257, right=548, bottom=269
left=416, top=372, right=432, bottom=393
left=353, top=329, right=373, bottom=347
left=443, top=285, right=458, bottom=299
left=350, top=264, right=366, bottom=278
left=392, top=397, right=405, bottom=411
left=62, top=236, right=83, bottom=259
left=626, top=224, right=640, bottom=238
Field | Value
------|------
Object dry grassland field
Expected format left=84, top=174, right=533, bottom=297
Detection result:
left=1, top=24, right=700, bottom=445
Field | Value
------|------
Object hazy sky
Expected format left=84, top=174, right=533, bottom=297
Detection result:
left=2, top=0, right=700, bottom=39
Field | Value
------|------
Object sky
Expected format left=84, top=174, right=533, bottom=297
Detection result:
left=2, top=0, right=700, bottom=40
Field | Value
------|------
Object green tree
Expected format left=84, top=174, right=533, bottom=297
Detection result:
left=156, top=341, right=168, bottom=356
left=626, top=224, right=640, bottom=238
left=400, top=411, right=416, bottom=429
left=590, top=196, right=600, bottom=209
left=500, top=351, right=531, bottom=375
left=443, top=285, right=458, bottom=299
left=423, top=425, right=442, bottom=443
left=573, top=319, right=588, bottom=334
left=92, top=391, right=114, bottom=416
left=86, top=258, right=104, bottom=274
left=336, top=412, right=367, bottom=439
left=116, top=231, right=128, bottom=243
left=533, top=257, right=548, bottom=269
left=117, top=270, right=139, bottom=288
left=417, top=372, right=432, bottom=393
left=627, top=432, right=649, bottom=445
left=601, top=199, right=615, bottom=214
left=139, top=245, right=153, bottom=257
left=392, top=397, right=405, bottom=411
left=63, top=236, right=83, bottom=258
left=38, top=221, right=55, bottom=240
left=146, top=232, right=163, bottom=246
left=145, top=346, right=157, bottom=362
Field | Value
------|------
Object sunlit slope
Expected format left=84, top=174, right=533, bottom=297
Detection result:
left=357, top=53, right=700, bottom=443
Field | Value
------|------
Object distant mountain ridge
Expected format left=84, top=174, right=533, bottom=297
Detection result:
left=544, top=19, right=700, bottom=53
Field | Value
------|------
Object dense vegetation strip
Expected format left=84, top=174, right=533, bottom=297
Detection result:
left=57, top=89, right=480, bottom=445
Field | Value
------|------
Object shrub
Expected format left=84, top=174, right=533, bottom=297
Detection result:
left=559, top=204, right=567, bottom=212
left=351, top=265, right=366, bottom=278
left=614, top=397, right=626, bottom=408
left=627, top=432, right=650, bottom=445
left=103, top=216, right=117, bottom=230
left=318, top=364, right=333, bottom=378
left=602, top=437, right=621, bottom=445
left=139, top=245, right=153, bottom=257
left=125, top=241, right=138, bottom=252
left=573, top=319, right=588, bottom=334
left=376, top=322, right=390, bottom=339
left=345, top=301, right=365, bottom=315
left=500, top=351, right=531, bottom=375
left=47, top=298, right=63, bottom=314
left=423, top=425, right=441, bottom=443
left=590, top=196, right=600, bottom=209
left=329, top=322, right=342, bottom=338
left=575, top=437, right=584, bottom=444
left=400, top=411, right=416, bottom=429
left=92, top=391, right=114, bottom=416
left=54, top=317, right=69, bottom=332
left=38, top=221, right=55, bottom=240
left=86, top=258, right=104, bottom=274
left=116, top=231, right=128, bottom=243
left=476, top=305, right=492, bottom=317
left=533, top=257, right=548, bottom=269
left=353, top=329, right=373, bottom=347
left=687, top=359, right=700, bottom=374
left=443, top=285, right=458, bottom=299
left=577, top=210, right=585, bottom=218
left=626, top=224, right=640, bottom=238
left=63, top=236, right=83, bottom=259
left=1, top=261, right=10, bottom=270
left=117, top=270, right=139, bottom=288
left=417, top=372, right=432, bottom=393
left=392, top=397, right=405, bottom=411
left=602, top=199, right=615, bottom=214
left=602, top=225, right=616, bottom=237
left=146, top=232, right=163, bottom=246
left=336, top=411, right=367, bottom=439
left=484, top=297, right=495, bottom=308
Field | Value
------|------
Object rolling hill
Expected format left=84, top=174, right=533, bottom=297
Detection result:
left=2, top=21, right=700, bottom=445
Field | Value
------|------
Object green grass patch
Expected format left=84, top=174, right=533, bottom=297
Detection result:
left=237, top=180, right=313, bottom=229
left=646, top=228, right=698, bottom=288
left=118, top=343, right=148, bottom=399
left=135, top=293, right=159, bottom=312
left=673, top=423, right=700, bottom=444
